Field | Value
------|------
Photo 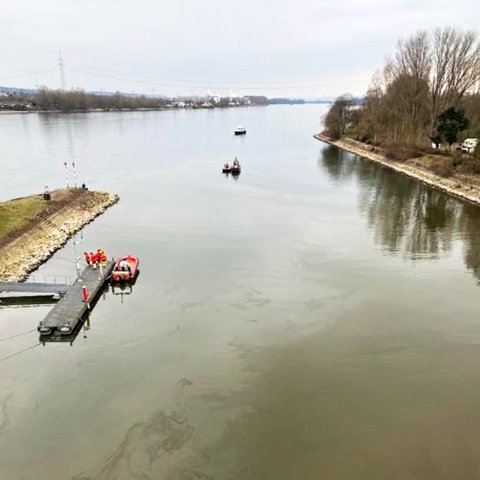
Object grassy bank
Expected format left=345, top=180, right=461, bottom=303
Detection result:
left=0, top=188, right=118, bottom=281
left=0, top=190, right=74, bottom=248
left=0, top=195, right=48, bottom=244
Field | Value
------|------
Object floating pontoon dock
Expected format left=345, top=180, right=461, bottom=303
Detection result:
left=37, top=260, right=114, bottom=336
left=0, top=281, right=69, bottom=295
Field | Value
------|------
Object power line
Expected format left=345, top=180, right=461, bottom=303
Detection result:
left=0, top=328, right=37, bottom=343
left=0, top=343, right=41, bottom=364
left=0, top=68, right=56, bottom=81
left=1, top=60, right=371, bottom=92
left=65, top=66, right=370, bottom=90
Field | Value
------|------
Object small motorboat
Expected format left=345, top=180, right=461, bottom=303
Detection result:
left=234, top=126, right=246, bottom=135
left=111, top=255, right=139, bottom=283
left=222, top=157, right=241, bottom=174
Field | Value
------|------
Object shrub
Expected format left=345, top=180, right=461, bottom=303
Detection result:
left=430, top=158, right=454, bottom=177
left=384, top=143, right=420, bottom=161
left=457, top=158, right=480, bottom=174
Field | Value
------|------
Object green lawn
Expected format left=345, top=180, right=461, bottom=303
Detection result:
left=0, top=196, right=46, bottom=240
left=0, top=190, right=76, bottom=245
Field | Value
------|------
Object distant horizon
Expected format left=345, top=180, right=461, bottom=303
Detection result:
left=0, top=84, right=341, bottom=102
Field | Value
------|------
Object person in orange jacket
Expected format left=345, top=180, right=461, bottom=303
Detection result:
left=97, top=248, right=107, bottom=266
left=90, top=251, right=98, bottom=268
left=84, top=251, right=91, bottom=266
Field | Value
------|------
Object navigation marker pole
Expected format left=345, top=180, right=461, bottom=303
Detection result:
left=64, top=162, right=69, bottom=189
left=72, top=162, right=77, bottom=188
left=71, top=230, right=81, bottom=278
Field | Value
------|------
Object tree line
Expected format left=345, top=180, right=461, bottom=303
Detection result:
left=324, top=27, right=480, bottom=161
left=0, top=88, right=170, bottom=111
left=0, top=88, right=269, bottom=112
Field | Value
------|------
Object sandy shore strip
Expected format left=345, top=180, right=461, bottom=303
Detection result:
left=0, top=190, right=119, bottom=282
left=314, top=133, right=480, bottom=207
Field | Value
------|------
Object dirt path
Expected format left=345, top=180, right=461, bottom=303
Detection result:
left=0, top=189, right=118, bottom=281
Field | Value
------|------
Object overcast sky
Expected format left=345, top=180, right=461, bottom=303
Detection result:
left=1, top=0, right=479, bottom=98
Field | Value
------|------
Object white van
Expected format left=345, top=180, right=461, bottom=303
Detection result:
left=461, top=138, right=478, bottom=153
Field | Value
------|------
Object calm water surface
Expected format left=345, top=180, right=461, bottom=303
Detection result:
left=1, top=106, right=480, bottom=479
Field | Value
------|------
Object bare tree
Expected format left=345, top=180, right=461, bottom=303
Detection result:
left=430, top=27, right=480, bottom=132
left=322, top=27, right=480, bottom=152
left=372, top=32, right=432, bottom=144
left=393, top=31, right=431, bottom=82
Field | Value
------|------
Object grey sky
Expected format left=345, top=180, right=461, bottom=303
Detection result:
left=1, top=0, right=479, bottom=98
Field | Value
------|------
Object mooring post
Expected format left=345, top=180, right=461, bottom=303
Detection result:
left=82, top=285, right=88, bottom=302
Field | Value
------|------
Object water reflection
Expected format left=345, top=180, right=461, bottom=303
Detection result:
left=458, top=203, right=480, bottom=283
left=222, top=171, right=241, bottom=182
left=320, top=145, right=358, bottom=182
left=110, top=274, right=139, bottom=303
left=319, top=145, right=480, bottom=280
left=359, top=170, right=457, bottom=259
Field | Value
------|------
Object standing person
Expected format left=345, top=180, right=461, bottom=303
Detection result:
left=90, top=251, right=98, bottom=269
left=84, top=251, right=91, bottom=266
left=97, top=248, right=107, bottom=267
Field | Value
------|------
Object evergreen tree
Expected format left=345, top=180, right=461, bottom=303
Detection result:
left=436, top=107, right=470, bottom=149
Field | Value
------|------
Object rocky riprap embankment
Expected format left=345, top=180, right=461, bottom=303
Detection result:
left=315, top=133, right=480, bottom=207
left=0, top=189, right=118, bottom=281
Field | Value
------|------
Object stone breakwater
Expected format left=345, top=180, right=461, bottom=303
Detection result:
left=314, top=133, right=480, bottom=207
left=0, top=190, right=119, bottom=281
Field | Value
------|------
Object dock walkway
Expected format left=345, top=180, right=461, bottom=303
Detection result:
left=0, top=282, right=69, bottom=295
left=38, top=260, right=114, bottom=336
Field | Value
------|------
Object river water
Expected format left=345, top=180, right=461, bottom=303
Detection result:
left=1, top=105, right=480, bottom=479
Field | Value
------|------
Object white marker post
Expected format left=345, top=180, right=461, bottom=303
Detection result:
left=72, top=161, right=77, bottom=188
left=64, top=162, right=69, bottom=188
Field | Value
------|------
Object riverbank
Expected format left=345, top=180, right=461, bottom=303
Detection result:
left=0, top=188, right=118, bottom=281
left=314, top=133, right=480, bottom=207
